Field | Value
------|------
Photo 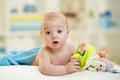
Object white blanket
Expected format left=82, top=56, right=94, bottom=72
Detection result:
left=0, top=64, right=120, bottom=80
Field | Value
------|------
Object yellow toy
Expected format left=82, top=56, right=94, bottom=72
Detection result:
left=71, top=43, right=96, bottom=70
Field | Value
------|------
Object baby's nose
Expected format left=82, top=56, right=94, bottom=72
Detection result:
left=52, top=32, right=58, bottom=38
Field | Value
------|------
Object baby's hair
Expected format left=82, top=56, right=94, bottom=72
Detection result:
left=41, top=12, right=69, bottom=32
left=43, top=12, right=66, bottom=21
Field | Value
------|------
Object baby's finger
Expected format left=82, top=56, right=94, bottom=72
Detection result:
left=71, top=59, right=78, bottom=62
left=74, top=65, right=80, bottom=69
left=74, top=68, right=79, bottom=72
left=73, top=62, right=79, bottom=66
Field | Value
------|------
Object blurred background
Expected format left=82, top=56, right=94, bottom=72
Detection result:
left=0, top=0, right=120, bottom=64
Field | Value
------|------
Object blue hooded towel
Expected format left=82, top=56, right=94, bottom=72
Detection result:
left=0, top=46, right=41, bottom=66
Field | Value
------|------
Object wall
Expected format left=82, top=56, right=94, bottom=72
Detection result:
left=105, top=0, right=120, bottom=27
left=0, top=0, right=120, bottom=64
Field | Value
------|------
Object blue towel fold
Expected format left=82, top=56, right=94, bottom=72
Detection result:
left=0, top=46, right=41, bottom=66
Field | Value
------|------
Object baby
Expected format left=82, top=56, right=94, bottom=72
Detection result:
left=31, top=12, right=80, bottom=76
left=0, top=11, right=116, bottom=75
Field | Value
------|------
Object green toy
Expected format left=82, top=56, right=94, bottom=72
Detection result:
left=71, top=44, right=96, bottom=70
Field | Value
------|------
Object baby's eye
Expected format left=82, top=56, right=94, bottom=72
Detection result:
left=46, top=31, right=51, bottom=35
left=58, top=30, right=62, bottom=33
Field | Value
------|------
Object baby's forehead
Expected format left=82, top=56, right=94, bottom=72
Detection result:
left=41, top=12, right=68, bottom=30
left=42, top=17, right=67, bottom=28
left=43, top=23, right=65, bottom=30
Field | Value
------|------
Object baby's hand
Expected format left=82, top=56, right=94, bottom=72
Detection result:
left=65, top=59, right=80, bottom=73
left=78, top=42, right=86, bottom=55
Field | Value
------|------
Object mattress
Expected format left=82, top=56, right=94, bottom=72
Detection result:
left=0, top=64, right=120, bottom=80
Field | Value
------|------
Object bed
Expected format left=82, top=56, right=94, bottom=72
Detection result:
left=0, top=64, right=120, bottom=80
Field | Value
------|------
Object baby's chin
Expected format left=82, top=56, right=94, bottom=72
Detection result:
left=52, top=44, right=60, bottom=49
left=51, top=44, right=62, bottom=50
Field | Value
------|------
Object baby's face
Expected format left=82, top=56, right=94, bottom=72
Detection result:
left=41, top=18, right=69, bottom=50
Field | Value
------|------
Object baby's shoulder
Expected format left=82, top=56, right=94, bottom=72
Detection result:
left=66, top=40, right=75, bottom=53
left=66, top=40, right=75, bottom=49
left=39, top=46, right=50, bottom=56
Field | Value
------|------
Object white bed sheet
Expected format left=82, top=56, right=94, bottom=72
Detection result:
left=0, top=64, right=120, bottom=80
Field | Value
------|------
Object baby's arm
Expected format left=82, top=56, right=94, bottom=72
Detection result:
left=38, top=50, right=79, bottom=76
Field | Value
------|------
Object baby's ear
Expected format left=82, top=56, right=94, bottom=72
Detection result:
left=40, top=30, right=43, bottom=37
left=66, top=27, right=70, bottom=39
left=67, top=27, right=70, bottom=34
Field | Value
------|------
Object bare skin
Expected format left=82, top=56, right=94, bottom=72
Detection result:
left=32, top=40, right=80, bottom=76
left=31, top=12, right=80, bottom=76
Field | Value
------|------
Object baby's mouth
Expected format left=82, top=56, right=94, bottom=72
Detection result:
left=53, top=41, right=59, bottom=44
